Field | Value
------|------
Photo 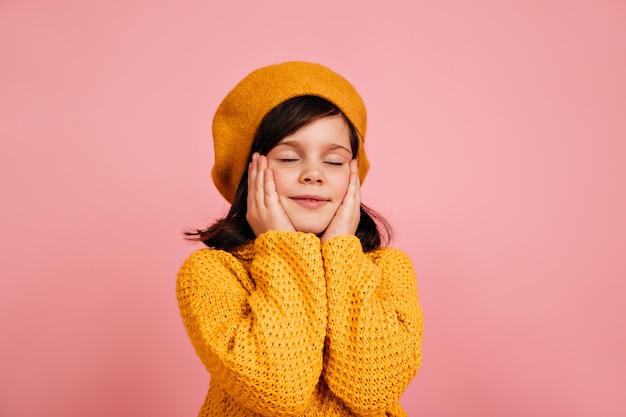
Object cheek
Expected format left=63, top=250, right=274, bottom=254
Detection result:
left=333, top=171, right=351, bottom=196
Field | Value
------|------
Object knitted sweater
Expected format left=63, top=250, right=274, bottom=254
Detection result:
left=176, top=231, right=423, bottom=417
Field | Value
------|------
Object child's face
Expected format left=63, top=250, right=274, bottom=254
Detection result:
left=266, top=114, right=353, bottom=235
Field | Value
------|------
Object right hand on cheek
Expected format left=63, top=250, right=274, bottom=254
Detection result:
left=246, top=153, right=295, bottom=236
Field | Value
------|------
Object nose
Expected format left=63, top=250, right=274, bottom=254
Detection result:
left=300, top=161, right=324, bottom=184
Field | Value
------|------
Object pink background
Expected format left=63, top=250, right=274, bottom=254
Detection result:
left=1, top=1, right=625, bottom=416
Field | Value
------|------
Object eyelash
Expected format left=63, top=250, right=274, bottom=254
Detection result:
left=276, top=158, right=344, bottom=166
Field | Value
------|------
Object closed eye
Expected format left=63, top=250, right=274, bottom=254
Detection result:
left=325, top=161, right=344, bottom=166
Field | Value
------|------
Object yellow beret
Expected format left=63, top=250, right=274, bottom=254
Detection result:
left=211, top=61, right=369, bottom=203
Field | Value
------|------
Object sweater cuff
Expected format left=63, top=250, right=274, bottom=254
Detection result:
left=252, top=231, right=324, bottom=286
left=255, top=230, right=321, bottom=253
left=321, top=235, right=379, bottom=294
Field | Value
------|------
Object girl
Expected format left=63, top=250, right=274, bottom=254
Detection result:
left=177, top=61, right=423, bottom=417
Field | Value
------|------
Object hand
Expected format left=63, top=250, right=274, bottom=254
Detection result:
left=320, top=159, right=361, bottom=244
left=246, top=153, right=296, bottom=236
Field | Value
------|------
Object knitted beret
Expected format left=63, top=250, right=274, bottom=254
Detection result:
left=211, top=61, right=369, bottom=203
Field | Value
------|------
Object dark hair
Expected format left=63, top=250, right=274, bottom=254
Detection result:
left=186, top=95, right=392, bottom=252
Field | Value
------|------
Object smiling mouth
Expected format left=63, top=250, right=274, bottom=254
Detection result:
left=290, top=196, right=329, bottom=209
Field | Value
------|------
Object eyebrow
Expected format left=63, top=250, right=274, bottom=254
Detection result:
left=276, top=140, right=352, bottom=154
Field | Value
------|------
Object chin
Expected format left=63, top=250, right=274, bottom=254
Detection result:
left=292, top=222, right=329, bottom=235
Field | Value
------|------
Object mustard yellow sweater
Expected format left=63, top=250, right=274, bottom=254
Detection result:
left=177, top=231, right=423, bottom=417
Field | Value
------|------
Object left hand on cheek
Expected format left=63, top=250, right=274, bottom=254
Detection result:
left=320, top=159, right=361, bottom=243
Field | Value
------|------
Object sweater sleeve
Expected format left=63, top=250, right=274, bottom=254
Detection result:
left=321, top=235, right=423, bottom=416
left=176, top=231, right=327, bottom=417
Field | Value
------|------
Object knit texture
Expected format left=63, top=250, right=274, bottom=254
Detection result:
left=211, top=61, right=369, bottom=203
left=177, top=231, right=423, bottom=417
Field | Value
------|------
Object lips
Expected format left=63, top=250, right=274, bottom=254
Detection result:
left=290, top=195, right=329, bottom=209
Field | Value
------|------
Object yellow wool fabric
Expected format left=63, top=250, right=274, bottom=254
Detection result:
left=211, top=61, right=370, bottom=203
left=177, top=231, right=423, bottom=417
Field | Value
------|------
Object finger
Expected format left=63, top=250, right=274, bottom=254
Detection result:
left=345, top=159, right=361, bottom=207
left=264, top=167, right=296, bottom=232
left=351, top=159, right=361, bottom=206
left=264, top=167, right=279, bottom=205
left=248, top=153, right=260, bottom=192
left=249, top=154, right=270, bottom=222
left=256, top=154, right=267, bottom=190
left=253, top=155, right=268, bottom=205
left=263, top=167, right=285, bottom=215
left=247, top=153, right=262, bottom=208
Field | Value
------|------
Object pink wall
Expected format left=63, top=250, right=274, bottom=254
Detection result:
left=1, top=1, right=624, bottom=416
